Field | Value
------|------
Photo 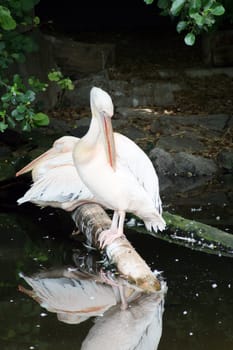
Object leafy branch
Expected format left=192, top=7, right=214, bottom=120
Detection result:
left=144, top=0, right=225, bottom=45
left=0, top=0, right=74, bottom=133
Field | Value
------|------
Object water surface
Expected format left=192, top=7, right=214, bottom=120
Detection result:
left=0, top=177, right=232, bottom=349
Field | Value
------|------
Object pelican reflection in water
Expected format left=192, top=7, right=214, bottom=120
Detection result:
left=19, top=263, right=166, bottom=350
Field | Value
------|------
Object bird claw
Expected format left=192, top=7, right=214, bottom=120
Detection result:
left=99, top=270, right=128, bottom=310
left=98, top=229, right=125, bottom=249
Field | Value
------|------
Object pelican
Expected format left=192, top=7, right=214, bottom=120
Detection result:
left=73, top=87, right=165, bottom=247
left=16, top=136, right=94, bottom=211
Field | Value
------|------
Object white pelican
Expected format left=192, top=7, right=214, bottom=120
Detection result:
left=73, top=87, right=165, bottom=247
left=16, top=136, right=94, bottom=211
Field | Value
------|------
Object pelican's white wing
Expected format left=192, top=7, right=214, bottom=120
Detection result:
left=114, top=133, right=162, bottom=214
left=31, top=152, right=75, bottom=182
left=17, top=164, right=94, bottom=211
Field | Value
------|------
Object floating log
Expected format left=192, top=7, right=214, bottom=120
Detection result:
left=134, top=211, right=233, bottom=258
left=72, top=203, right=161, bottom=293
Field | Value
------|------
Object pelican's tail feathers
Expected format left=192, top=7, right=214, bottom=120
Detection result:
left=141, top=210, right=166, bottom=233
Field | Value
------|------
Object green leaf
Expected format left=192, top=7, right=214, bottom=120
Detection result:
left=204, top=16, right=215, bottom=26
left=0, top=121, right=8, bottom=132
left=11, top=109, right=24, bottom=120
left=28, top=77, right=48, bottom=92
left=24, top=90, right=35, bottom=102
left=170, top=0, right=186, bottom=16
left=13, top=74, right=23, bottom=86
left=7, top=116, right=16, bottom=128
left=0, top=41, right=6, bottom=51
left=0, top=6, right=17, bottom=30
left=21, top=120, right=31, bottom=132
left=33, top=16, right=40, bottom=25
left=210, top=4, right=225, bottom=16
left=184, top=32, right=196, bottom=46
left=22, top=35, right=38, bottom=53
left=1, top=93, right=11, bottom=103
left=144, top=0, right=154, bottom=4
left=176, top=20, right=187, bottom=33
left=11, top=52, right=26, bottom=63
left=21, top=0, right=37, bottom=12
left=32, top=112, right=49, bottom=126
left=48, top=70, right=63, bottom=82
left=17, top=104, right=26, bottom=113
left=189, top=12, right=205, bottom=27
left=189, top=0, right=201, bottom=10
left=58, top=78, right=74, bottom=90
left=157, top=0, right=169, bottom=9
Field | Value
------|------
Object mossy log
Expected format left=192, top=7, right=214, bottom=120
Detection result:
left=72, top=203, right=161, bottom=293
left=134, top=211, right=233, bottom=258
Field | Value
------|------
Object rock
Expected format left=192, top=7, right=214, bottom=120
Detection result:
left=217, top=151, right=233, bottom=172
left=45, top=35, right=115, bottom=76
left=150, top=148, right=176, bottom=175
left=151, top=117, right=180, bottom=135
left=111, top=80, right=180, bottom=107
left=0, top=159, right=15, bottom=181
left=192, top=114, right=229, bottom=132
left=112, top=118, right=127, bottom=130
left=0, top=145, right=12, bottom=158
left=156, top=132, right=204, bottom=152
left=116, top=107, right=157, bottom=120
left=122, top=126, right=145, bottom=140
left=202, top=30, right=233, bottom=67
left=227, top=115, right=233, bottom=128
left=65, top=77, right=181, bottom=109
left=152, top=114, right=229, bottom=132
left=46, top=118, right=75, bottom=134
left=173, top=152, right=217, bottom=176
left=150, top=147, right=218, bottom=177
left=64, top=71, right=109, bottom=107
left=161, top=176, right=213, bottom=196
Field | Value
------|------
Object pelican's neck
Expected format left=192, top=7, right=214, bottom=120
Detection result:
left=84, top=114, right=101, bottom=146
left=73, top=115, right=100, bottom=167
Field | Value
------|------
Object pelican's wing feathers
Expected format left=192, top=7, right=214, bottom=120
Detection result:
left=17, top=164, right=94, bottom=209
left=114, top=133, right=162, bottom=213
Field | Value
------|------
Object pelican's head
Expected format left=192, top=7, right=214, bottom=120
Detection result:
left=90, top=87, right=114, bottom=119
left=53, top=136, right=79, bottom=153
left=90, top=87, right=116, bottom=170
left=16, top=136, right=78, bottom=178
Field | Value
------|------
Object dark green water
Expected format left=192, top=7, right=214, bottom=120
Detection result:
left=0, top=176, right=232, bottom=350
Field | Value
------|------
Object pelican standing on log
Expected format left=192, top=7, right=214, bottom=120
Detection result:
left=73, top=87, right=165, bottom=247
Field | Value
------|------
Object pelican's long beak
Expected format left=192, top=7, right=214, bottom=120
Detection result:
left=16, top=148, right=56, bottom=177
left=100, top=111, right=116, bottom=170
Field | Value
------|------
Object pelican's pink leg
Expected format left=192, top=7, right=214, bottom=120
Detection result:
left=100, top=270, right=128, bottom=310
left=98, top=211, right=126, bottom=248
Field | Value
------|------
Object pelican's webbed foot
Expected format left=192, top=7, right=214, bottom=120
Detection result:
left=98, top=229, right=125, bottom=249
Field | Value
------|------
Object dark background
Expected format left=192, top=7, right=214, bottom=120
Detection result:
left=35, top=0, right=172, bottom=33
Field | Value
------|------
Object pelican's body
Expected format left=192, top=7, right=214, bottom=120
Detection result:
left=73, top=87, right=165, bottom=245
left=16, top=136, right=94, bottom=211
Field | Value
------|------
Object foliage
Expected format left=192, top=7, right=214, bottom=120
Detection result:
left=144, top=0, right=226, bottom=45
left=0, top=0, right=74, bottom=133
left=219, top=0, right=233, bottom=25
left=48, top=70, right=75, bottom=91
left=0, top=74, right=49, bottom=132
